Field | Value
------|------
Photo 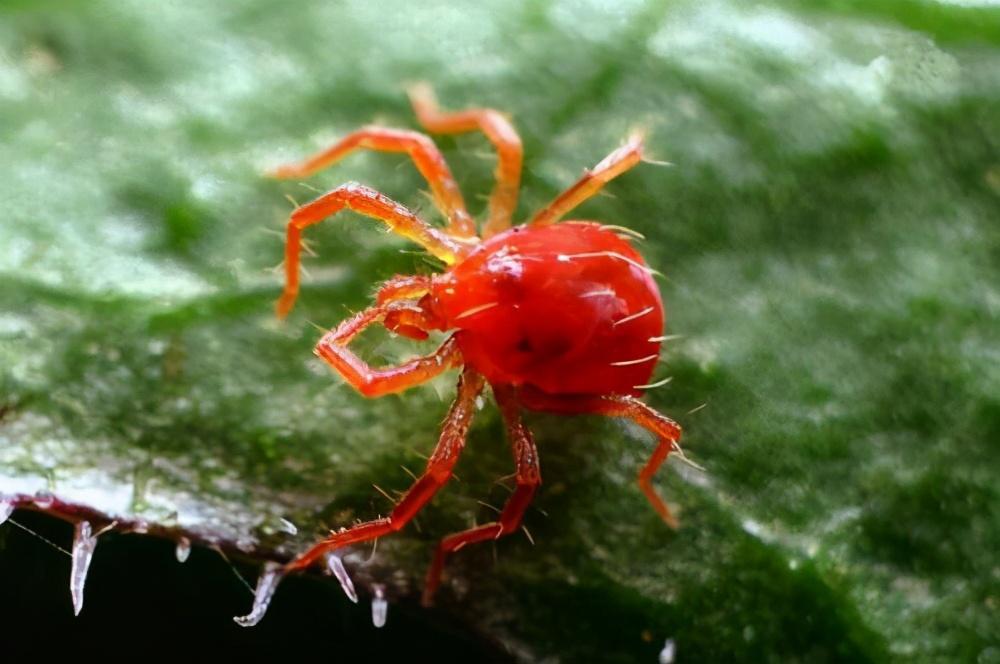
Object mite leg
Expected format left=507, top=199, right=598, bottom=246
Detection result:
left=315, top=302, right=459, bottom=397
left=276, top=182, right=467, bottom=318
left=285, top=368, right=485, bottom=573
left=422, top=383, right=541, bottom=605
left=519, top=389, right=682, bottom=528
left=374, top=274, right=432, bottom=305
left=270, top=127, right=476, bottom=238
left=529, top=132, right=644, bottom=227
left=409, top=83, right=523, bottom=238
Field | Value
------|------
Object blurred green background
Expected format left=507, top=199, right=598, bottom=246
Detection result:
left=1, top=0, right=998, bottom=661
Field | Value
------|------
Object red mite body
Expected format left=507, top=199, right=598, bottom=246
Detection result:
left=245, top=85, right=688, bottom=619
left=431, top=222, right=663, bottom=396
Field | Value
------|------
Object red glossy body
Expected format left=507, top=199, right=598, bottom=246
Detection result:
left=430, top=222, right=663, bottom=396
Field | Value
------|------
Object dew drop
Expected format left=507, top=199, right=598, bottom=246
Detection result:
left=70, top=521, right=98, bottom=616
left=34, top=490, right=54, bottom=509
left=658, top=638, right=676, bottom=664
left=233, top=562, right=284, bottom=627
left=325, top=552, right=358, bottom=603
left=371, top=583, right=387, bottom=628
left=278, top=518, right=298, bottom=535
left=175, top=537, right=191, bottom=563
left=0, top=499, right=13, bottom=525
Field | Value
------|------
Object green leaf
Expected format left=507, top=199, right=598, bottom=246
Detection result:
left=2, top=1, right=998, bottom=660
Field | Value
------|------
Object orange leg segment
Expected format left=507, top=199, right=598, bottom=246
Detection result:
left=409, top=83, right=523, bottom=239
left=519, top=388, right=682, bottom=528
left=374, top=274, right=432, bottom=305
left=270, top=127, right=476, bottom=238
left=529, top=132, right=645, bottom=227
left=276, top=182, right=467, bottom=319
left=285, top=368, right=485, bottom=573
left=422, top=383, right=541, bottom=605
left=314, top=300, right=458, bottom=398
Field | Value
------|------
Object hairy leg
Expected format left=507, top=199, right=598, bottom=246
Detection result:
left=276, top=182, right=467, bottom=318
left=285, top=368, right=485, bottom=573
left=314, top=300, right=459, bottom=397
left=409, top=83, right=523, bottom=238
left=422, top=383, right=541, bottom=605
left=519, top=388, right=682, bottom=528
left=270, top=127, right=476, bottom=238
left=374, top=274, right=432, bottom=305
left=530, top=132, right=644, bottom=227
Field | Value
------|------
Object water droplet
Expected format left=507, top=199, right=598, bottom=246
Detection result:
left=233, top=562, right=284, bottom=627
left=34, top=490, right=54, bottom=509
left=325, top=553, right=357, bottom=603
left=0, top=499, right=13, bottom=524
left=371, top=584, right=387, bottom=628
left=70, top=521, right=98, bottom=616
left=658, top=638, right=676, bottom=664
left=278, top=518, right=298, bottom=535
left=175, top=537, right=191, bottom=563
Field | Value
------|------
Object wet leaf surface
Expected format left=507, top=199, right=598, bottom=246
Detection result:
left=2, top=1, right=998, bottom=660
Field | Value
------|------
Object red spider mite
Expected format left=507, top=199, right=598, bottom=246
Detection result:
left=272, top=84, right=685, bottom=605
